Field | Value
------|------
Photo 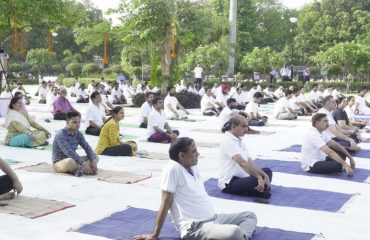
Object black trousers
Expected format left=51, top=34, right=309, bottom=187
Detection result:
left=222, top=168, right=273, bottom=198
left=0, top=175, right=13, bottom=195
left=101, top=144, right=133, bottom=156
left=139, top=122, right=148, bottom=128
left=77, top=98, right=89, bottom=103
left=54, top=112, right=67, bottom=120
left=85, top=126, right=101, bottom=136
left=308, top=148, right=345, bottom=174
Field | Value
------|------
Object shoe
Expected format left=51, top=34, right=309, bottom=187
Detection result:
left=137, top=149, right=149, bottom=156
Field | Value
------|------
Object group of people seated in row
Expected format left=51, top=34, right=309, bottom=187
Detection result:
left=1, top=83, right=369, bottom=240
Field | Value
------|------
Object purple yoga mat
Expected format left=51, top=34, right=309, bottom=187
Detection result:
left=75, top=207, right=315, bottom=240
left=255, top=159, right=370, bottom=182
left=278, top=145, right=370, bottom=158
left=205, top=178, right=352, bottom=212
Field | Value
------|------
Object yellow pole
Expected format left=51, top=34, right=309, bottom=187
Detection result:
left=48, top=29, right=52, bottom=52
left=103, top=32, right=108, bottom=65
left=171, top=23, right=176, bottom=59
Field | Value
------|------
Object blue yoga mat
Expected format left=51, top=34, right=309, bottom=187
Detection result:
left=75, top=207, right=315, bottom=240
left=205, top=178, right=352, bottom=212
left=278, top=144, right=370, bottom=158
left=255, top=159, right=370, bottom=182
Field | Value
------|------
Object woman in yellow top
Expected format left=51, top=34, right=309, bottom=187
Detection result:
left=95, top=106, right=136, bottom=156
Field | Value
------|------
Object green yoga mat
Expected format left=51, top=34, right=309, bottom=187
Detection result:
left=120, top=134, right=138, bottom=141
left=119, top=122, right=139, bottom=129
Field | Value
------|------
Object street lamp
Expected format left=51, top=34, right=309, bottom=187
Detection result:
left=289, top=17, right=297, bottom=80
left=51, top=32, right=58, bottom=52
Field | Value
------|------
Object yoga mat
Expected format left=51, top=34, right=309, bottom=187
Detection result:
left=255, top=159, right=370, bottom=182
left=120, top=134, right=138, bottom=141
left=75, top=207, right=315, bottom=240
left=196, top=141, right=220, bottom=148
left=204, top=178, right=352, bottom=212
left=251, top=131, right=276, bottom=136
left=268, top=123, right=297, bottom=128
left=119, top=122, right=139, bottom=129
left=0, top=195, right=75, bottom=219
left=278, top=144, right=370, bottom=159
left=19, top=163, right=151, bottom=184
left=192, top=129, right=221, bottom=133
left=138, top=152, right=169, bottom=161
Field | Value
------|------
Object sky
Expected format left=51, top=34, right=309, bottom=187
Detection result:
left=88, top=0, right=316, bottom=25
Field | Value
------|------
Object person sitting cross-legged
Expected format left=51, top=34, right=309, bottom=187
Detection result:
left=85, top=92, right=106, bottom=136
left=164, top=86, right=189, bottom=120
left=52, top=111, right=99, bottom=176
left=134, top=137, right=257, bottom=240
left=5, top=96, right=51, bottom=148
left=53, top=88, right=79, bottom=120
left=219, top=115, right=272, bottom=199
left=272, top=90, right=299, bottom=120
left=139, top=92, right=154, bottom=128
left=110, top=82, right=126, bottom=104
left=301, top=113, right=355, bottom=176
left=147, top=97, right=179, bottom=143
left=76, top=83, right=89, bottom=103
left=246, top=92, right=268, bottom=126
left=200, top=87, right=220, bottom=116
left=0, top=157, right=23, bottom=200
left=95, top=106, right=137, bottom=156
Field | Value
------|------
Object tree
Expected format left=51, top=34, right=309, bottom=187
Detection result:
left=66, top=63, right=82, bottom=77
left=82, top=63, right=101, bottom=77
left=311, top=42, right=370, bottom=92
left=241, top=47, right=284, bottom=78
left=26, top=48, right=56, bottom=79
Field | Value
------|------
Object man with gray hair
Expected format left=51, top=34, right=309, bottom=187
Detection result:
left=134, top=137, right=257, bottom=240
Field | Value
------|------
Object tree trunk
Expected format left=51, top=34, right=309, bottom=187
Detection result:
left=158, top=26, right=172, bottom=94
left=227, top=0, right=237, bottom=76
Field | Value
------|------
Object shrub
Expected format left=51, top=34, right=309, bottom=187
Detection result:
left=82, top=63, right=101, bottom=76
left=132, top=93, right=147, bottom=107
left=52, top=64, right=63, bottom=74
left=176, top=90, right=201, bottom=109
left=66, top=63, right=82, bottom=77
left=9, top=63, right=22, bottom=73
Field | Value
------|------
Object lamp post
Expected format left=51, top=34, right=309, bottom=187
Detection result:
left=289, top=17, right=297, bottom=80
left=51, top=32, right=58, bottom=53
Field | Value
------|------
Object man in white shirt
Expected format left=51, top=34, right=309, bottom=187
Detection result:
left=211, top=83, right=219, bottom=98
left=246, top=92, right=267, bottom=126
left=85, top=92, right=106, bottom=136
left=110, top=83, right=126, bottom=104
left=272, top=90, right=298, bottom=120
left=201, top=88, right=220, bottom=116
left=193, top=64, right=203, bottom=90
left=139, top=92, right=154, bottom=128
left=134, top=137, right=257, bottom=240
left=215, top=84, right=229, bottom=109
left=232, top=86, right=246, bottom=110
left=353, top=88, right=370, bottom=115
left=273, top=85, right=284, bottom=99
left=323, top=86, right=333, bottom=97
left=187, top=83, right=198, bottom=94
left=87, top=80, right=96, bottom=95
left=301, top=113, right=355, bottom=176
left=219, top=115, right=272, bottom=199
left=0, top=84, right=12, bottom=98
left=303, top=65, right=310, bottom=85
left=38, top=81, right=48, bottom=104
left=147, top=97, right=179, bottom=143
left=98, top=84, right=114, bottom=115
left=307, top=84, right=323, bottom=108
left=262, top=85, right=276, bottom=102
left=12, top=82, right=30, bottom=105
left=198, top=86, right=205, bottom=96
left=219, top=98, right=240, bottom=130
left=164, top=86, right=189, bottom=120
left=280, top=65, right=291, bottom=81
left=76, top=83, right=89, bottom=103
left=318, top=96, right=358, bottom=151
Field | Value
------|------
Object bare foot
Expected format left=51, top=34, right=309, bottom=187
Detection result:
left=0, top=192, right=15, bottom=200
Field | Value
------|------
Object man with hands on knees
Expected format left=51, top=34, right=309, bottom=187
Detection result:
left=219, top=115, right=272, bottom=199
left=52, top=111, right=98, bottom=177
left=134, top=137, right=257, bottom=240
left=0, top=157, right=23, bottom=200
left=301, top=113, right=355, bottom=176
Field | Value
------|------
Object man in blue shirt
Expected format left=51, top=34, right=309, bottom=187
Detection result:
left=52, top=111, right=98, bottom=176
